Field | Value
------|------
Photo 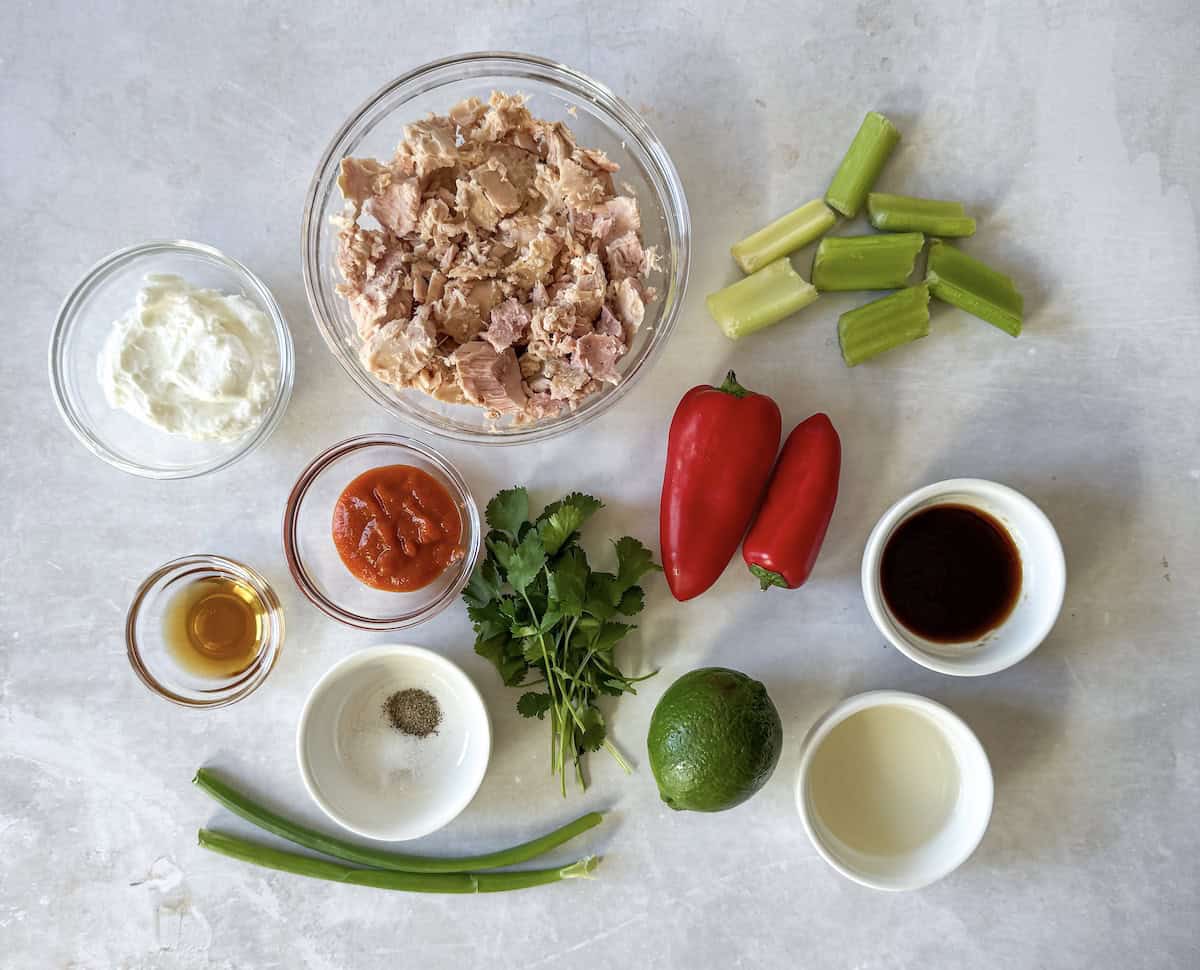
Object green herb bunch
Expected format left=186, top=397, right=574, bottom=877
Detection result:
left=463, top=488, right=661, bottom=794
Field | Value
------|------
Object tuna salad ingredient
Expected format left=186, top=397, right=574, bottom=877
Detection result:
left=463, top=488, right=661, bottom=793
left=867, top=193, right=976, bottom=237
left=660, top=373, right=781, bottom=602
left=194, top=768, right=604, bottom=874
left=925, top=240, right=1024, bottom=337
left=825, top=111, right=901, bottom=218
left=730, top=199, right=836, bottom=274
left=837, top=284, right=931, bottom=366
left=706, top=257, right=818, bottom=340
left=332, top=92, right=659, bottom=424
left=811, top=232, right=924, bottom=292
left=96, top=274, right=280, bottom=442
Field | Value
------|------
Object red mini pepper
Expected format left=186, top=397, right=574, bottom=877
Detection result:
left=660, top=372, right=782, bottom=601
left=742, top=413, right=841, bottom=590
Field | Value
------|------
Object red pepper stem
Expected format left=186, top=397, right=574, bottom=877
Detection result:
left=718, top=371, right=752, bottom=399
left=749, top=564, right=790, bottom=591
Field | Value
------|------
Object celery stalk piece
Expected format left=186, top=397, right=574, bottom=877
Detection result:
left=811, top=232, right=924, bottom=292
left=867, top=192, right=977, bottom=237
left=925, top=239, right=1023, bottom=336
left=706, top=256, right=818, bottom=340
left=825, top=112, right=901, bottom=218
left=838, top=284, right=931, bottom=366
left=730, top=199, right=837, bottom=274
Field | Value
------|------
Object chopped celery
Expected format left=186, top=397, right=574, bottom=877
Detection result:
left=706, top=256, right=818, bottom=340
left=811, top=232, right=924, bottom=291
left=867, top=192, right=976, bottom=237
left=731, top=199, right=837, bottom=274
left=925, top=240, right=1023, bottom=336
left=825, top=112, right=900, bottom=218
left=838, top=284, right=931, bottom=366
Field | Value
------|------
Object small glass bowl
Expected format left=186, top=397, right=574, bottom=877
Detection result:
left=283, top=434, right=482, bottom=630
left=301, top=51, right=690, bottom=445
left=126, top=555, right=285, bottom=708
left=49, top=240, right=295, bottom=479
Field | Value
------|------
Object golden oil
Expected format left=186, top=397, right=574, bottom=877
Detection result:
left=163, top=575, right=266, bottom=679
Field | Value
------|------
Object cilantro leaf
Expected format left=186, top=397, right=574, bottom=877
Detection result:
left=463, top=560, right=502, bottom=609
left=466, top=601, right=508, bottom=640
left=521, top=636, right=547, bottom=664
left=575, top=706, right=606, bottom=752
left=517, top=691, right=553, bottom=719
left=500, top=657, right=530, bottom=686
left=505, top=529, right=547, bottom=593
left=486, top=532, right=516, bottom=572
left=537, top=493, right=603, bottom=556
left=583, top=571, right=619, bottom=620
left=593, top=621, right=633, bottom=655
left=486, top=487, right=529, bottom=536
left=616, top=585, right=645, bottom=616
left=547, top=545, right=589, bottom=616
left=474, top=632, right=508, bottom=666
left=613, top=537, right=661, bottom=595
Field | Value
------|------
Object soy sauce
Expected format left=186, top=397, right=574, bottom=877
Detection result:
left=880, top=504, right=1021, bottom=643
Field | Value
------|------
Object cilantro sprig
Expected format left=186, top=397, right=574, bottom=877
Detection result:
left=464, top=488, right=661, bottom=794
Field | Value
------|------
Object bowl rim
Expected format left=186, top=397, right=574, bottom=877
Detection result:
left=48, top=239, right=296, bottom=479
left=794, top=689, right=994, bottom=892
left=125, top=553, right=285, bottom=708
left=295, top=642, right=493, bottom=841
left=300, top=50, right=691, bottom=446
left=860, top=478, right=1067, bottom=677
left=282, top=433, right=482, bottom=630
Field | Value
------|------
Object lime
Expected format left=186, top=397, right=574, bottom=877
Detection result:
left=647, top=667, right=783, bottom=812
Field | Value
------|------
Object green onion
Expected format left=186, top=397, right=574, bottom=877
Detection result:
left=825, top=112, right=901, bottom=218
left=811, top=233, right=924, bottom=292
left=730, top=199, right=837, bottom=274
left=925, top=240, right=1023, bottom=336
left=706, top=256, right=818, bottom=340
left=867, top=192, right=976, bottom=237
left=198, top=829, right=600, bottom=894
left=194, top=768, right=602, bottom=874
left=838, top=284, right=931, bottom=366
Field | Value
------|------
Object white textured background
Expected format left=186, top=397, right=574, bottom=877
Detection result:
left=3, top=1, right=1198, bottom=967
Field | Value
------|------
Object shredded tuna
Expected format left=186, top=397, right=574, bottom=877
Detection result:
left=358, top=314, right=437, bottom=386
left=332, top=90, right=659, bottom=424
left=451, top=341, right=528, bottom=415
left=574, top=333, right=625, bottom=385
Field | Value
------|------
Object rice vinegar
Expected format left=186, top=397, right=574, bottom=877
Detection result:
left=809, top=705, right=960, bottom=857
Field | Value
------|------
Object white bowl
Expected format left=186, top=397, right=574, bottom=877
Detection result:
left=796, top=691, right=993, bottom=891
left=297, top=644, right=491, bottom=841
left=861, top=478, right=1066, bottom=676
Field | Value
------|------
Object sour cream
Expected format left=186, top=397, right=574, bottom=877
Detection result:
left=97, top=274, right=280, bottom=442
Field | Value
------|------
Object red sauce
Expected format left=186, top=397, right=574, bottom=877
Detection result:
left=332, top=465, right=464, bottom=592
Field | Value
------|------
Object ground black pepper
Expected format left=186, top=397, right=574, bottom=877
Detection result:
left=382, top=688, right=442, bottom=738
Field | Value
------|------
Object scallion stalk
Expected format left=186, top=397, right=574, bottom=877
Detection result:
left=867, top=192, right=976, bottom=237
left=194, top=769, right=602, bottom=874
left=925, top=240, right=1023, bottom=336
left=706, top=256, right=818, bottom=340
left=730, top=199, right=837, bottom=274
left=198, top=829, right=600, bottom=894
left=825, top=111, right=900, bottom=218
left=811, top=232, right=924, bottom=292
left=838, top=284, right=931, bottom=366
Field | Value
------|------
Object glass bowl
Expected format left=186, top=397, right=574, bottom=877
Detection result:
left=283, top=434, right=482, bottom=630
left=126, top=555, right=285, bottom=708
left=301, top=51, right=691, bottom=445
left=49, top=240, right=295, bottom=479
